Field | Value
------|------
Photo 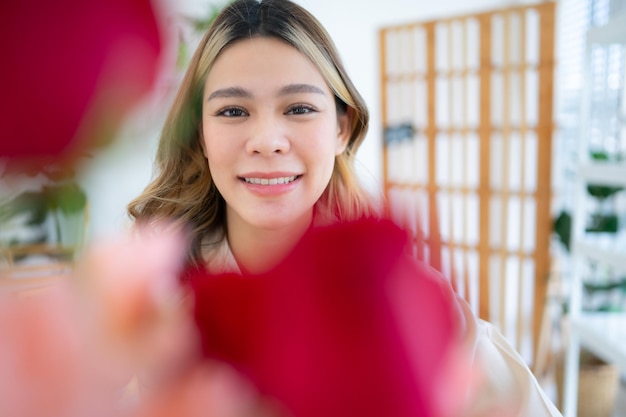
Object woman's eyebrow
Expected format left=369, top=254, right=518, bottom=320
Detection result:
left=279, top=83, right=326, bottom=96
left=207, top=84, right=326, bottom=101
left=207, top=86, right=251, bottom=101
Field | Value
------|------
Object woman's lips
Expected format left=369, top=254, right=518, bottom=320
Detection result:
left=242, top=175, right=298, bottom=185
left=239, top=174, right=302, bottom=195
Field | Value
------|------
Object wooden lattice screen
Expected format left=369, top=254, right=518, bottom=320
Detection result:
left=380, top=3, right=555, bottom=365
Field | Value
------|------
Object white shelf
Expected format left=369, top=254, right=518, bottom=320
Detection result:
left=578, top=162, right=626, bottom=187
left=570, top=313, right=626, bottom=371
left=563, top=12, right=626, bottom=416
left=573, top=240, right=626, bottom=275
left=587, top=11, right=626, bottom=45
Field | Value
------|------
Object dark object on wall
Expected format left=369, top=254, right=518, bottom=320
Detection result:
left=384, top=123, right=415, bottom=145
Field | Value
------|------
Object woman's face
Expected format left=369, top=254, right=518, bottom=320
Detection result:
left=202, top=37, right=350, bottom=233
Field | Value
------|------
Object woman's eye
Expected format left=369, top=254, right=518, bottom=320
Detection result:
left=286, top=104, right=316, bottom=115
left=217, top=107, right=247, bottom=117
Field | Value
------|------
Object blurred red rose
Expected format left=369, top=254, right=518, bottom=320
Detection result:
left=1, top=0, right=162, bottom=170
left=188, top=218, right=464, bottom=417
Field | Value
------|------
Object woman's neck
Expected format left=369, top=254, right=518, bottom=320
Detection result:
left=226, top=211, right=313, bottom=275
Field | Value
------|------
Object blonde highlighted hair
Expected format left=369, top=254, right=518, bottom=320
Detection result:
left=128, top=0, right=375, bottom=265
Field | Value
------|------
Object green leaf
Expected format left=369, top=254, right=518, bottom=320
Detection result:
left=590, top=150, right=610, bottom=161
left=587, top=184, right=623, bottom=199
left=585, top=213, right=619, bottom=233
left=553, top=210, right=572, bottom=252
left=44, top=182, right=87, bottom=216
left=2, top=191, right=49, bottom=226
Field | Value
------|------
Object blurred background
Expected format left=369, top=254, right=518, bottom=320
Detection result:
left=1, top=0, right=625, bottom=416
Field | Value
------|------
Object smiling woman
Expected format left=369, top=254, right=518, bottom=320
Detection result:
left=127, top=1, right=563, bottom=417
left=200, top=37, right=351, bottom=273
left=127, top=0, right=373, bottom=269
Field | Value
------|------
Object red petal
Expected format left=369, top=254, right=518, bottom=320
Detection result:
left=0, top=0, right=162, bottom=167
left=188, top=219, right=462, bottom=417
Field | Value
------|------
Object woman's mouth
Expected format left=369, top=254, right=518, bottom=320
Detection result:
left=242, top=175, right=299, bottom=185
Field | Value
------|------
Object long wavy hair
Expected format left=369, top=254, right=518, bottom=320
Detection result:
left=128, top=0, right=374, bottom=266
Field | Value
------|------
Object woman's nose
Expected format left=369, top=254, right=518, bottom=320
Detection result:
left=245, top=116, right=290, bottom=155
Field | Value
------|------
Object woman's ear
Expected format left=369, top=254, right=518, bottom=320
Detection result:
left=335, top=107, right=353, bottom=155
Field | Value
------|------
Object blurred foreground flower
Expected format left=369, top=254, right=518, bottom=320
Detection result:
left=0, top=225, right=185, bottom=416
left=0, top=225, right=282, bottom=417
left=0, top=220, right=518, bottom=417
left=1, top=0, right=162, bottom=171
left=188, top=218, right=466, bottom=417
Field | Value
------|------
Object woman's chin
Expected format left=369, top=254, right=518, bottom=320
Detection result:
left=239, top=206, right=314, bottom=232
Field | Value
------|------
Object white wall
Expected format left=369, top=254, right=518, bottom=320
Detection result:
left=80, top=0, right=512, bottom=241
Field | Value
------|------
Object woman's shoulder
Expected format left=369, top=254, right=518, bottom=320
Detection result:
left=198, top=229, right=240, bottom=275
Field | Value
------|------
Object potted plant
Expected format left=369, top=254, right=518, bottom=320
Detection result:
left=585, top=151, right=623, bottom=234
left=0, top=163, right=88, bottom=266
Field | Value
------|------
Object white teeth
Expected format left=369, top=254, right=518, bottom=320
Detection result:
left=244, top=176, right=297, bottom=185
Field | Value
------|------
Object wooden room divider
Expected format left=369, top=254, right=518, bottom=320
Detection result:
left=380, top=3, right=555, bottom=366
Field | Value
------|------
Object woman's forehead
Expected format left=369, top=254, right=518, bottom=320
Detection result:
left=204, top=37, right=331, bottom=97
